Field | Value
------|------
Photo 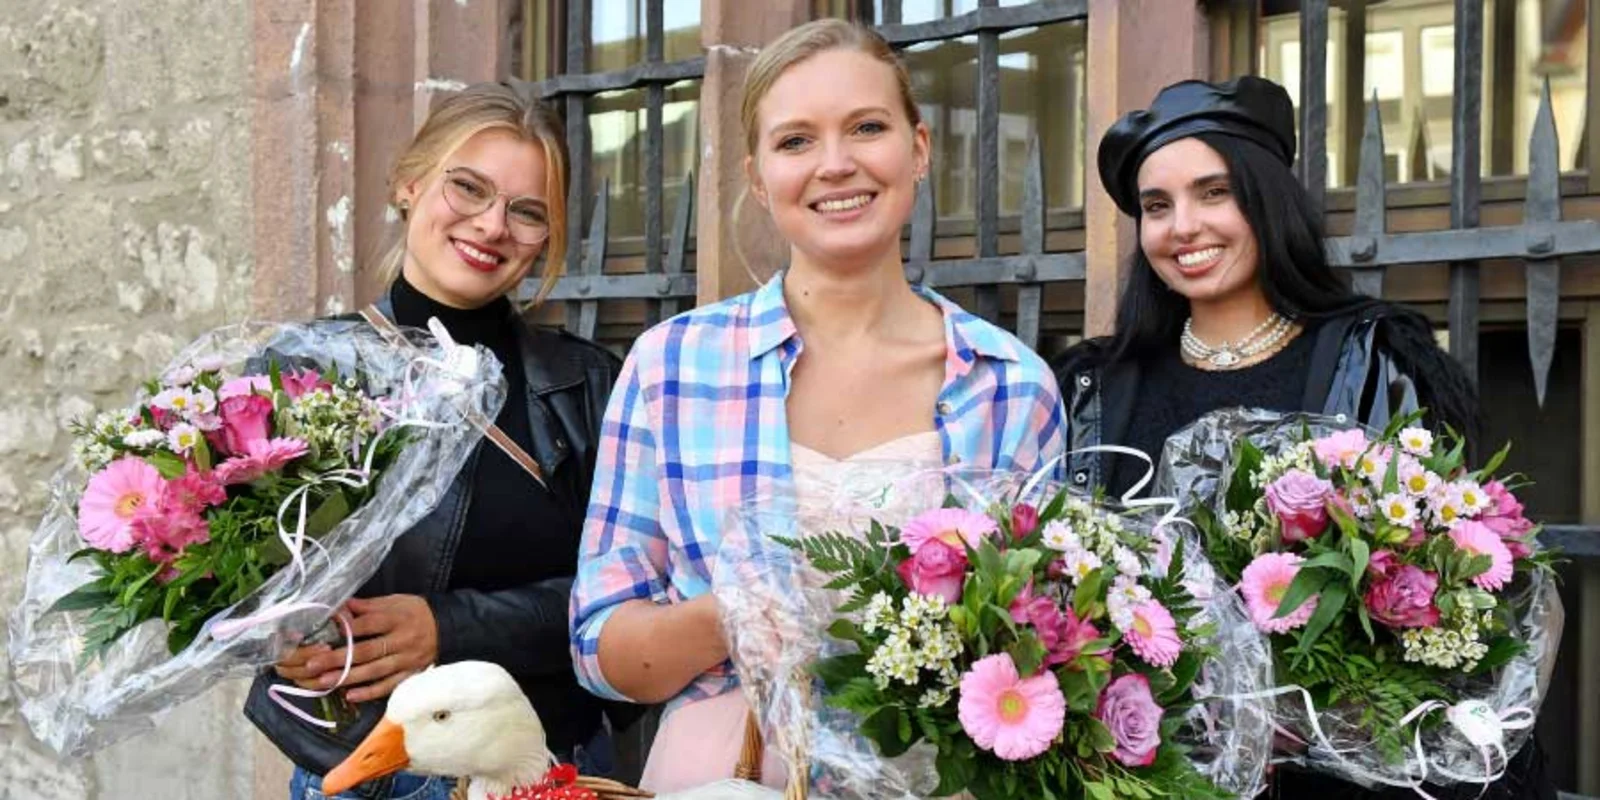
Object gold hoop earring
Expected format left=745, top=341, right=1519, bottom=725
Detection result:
left=396, top=201, right=411, bottom=221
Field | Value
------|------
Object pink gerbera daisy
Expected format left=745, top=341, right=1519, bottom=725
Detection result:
left=1240, top=552, right=1319, bottom=634
left=78, top=457, right=165, bottom=553
left=957, top=653, right=1066, bottom=761
left=899, top=507, right=998, bottom=555
left=1449, top=520, right=1515, bottom=591
left=213, top=437, right=309, bottom=485
left=1125, top=600, right=1182, bottom=667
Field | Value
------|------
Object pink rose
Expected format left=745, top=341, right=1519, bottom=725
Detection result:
left=1010, top=503, right=1039, bottom=540
left=1313, top=429, right=1369, bottom=470
left=212, top=394, right=275, bottom=456
left=281, top=369, right=332, bottom=399
left=218, top=375, right=272, bottom=400
left=896, top=538, right=968, bottom=604
left=1481, top=481, right=1534, bottom=559
left=1096, top=673, right=1164, bottom=767
left=1367, top=549, right=1399, bottom=580
left=1364, top=564, right=1441, bottom=629
left=1265, top=469, right=1333, bottom=543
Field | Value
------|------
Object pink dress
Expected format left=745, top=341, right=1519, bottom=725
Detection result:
left=638, top=432, right=945, bottom=793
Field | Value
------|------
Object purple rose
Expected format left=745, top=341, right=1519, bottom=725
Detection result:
left=896, top=538, right=968, bottom=604
left=1481, top=481, right=1534, bottom=559
left=1010, top=503, right=1040, bottom=540
left=1364, top=564, right=1441, bottom=629
left=1096, top=673, right=1164, bottom=767
left=1266, top=469, right=1334, bottom=543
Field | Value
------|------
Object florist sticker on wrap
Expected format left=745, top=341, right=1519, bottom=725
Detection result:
left=9, top=319, right=501, bottom=757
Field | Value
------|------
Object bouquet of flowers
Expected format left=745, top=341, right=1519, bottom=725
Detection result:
left=715, top=467, right=1273, bottom=800
left=10, top=319, right=503, bottom=756
left=1161, top=407, right=1564, bottom=790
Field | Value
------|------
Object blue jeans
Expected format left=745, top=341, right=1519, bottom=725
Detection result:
left=289, top=768, right=454, bottom=800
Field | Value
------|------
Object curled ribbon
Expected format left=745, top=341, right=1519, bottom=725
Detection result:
left=206, top=316, right=485, bottom=728
left=1207, top=683, right=1535, bottom=798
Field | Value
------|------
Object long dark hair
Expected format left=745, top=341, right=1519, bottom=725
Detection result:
left=1102, top=133, right=1480, bottom=439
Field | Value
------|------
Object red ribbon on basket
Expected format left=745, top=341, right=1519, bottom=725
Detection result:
left=489, top=764, right=597, bottom=800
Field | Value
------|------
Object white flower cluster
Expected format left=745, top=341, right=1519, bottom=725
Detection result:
left=1250, top=440, right=1318, bottom=488
left=73, top=408, right=141, bottom=472
left=1106, top=575, right=1153, bottom=632
left=279, top=380, right=385, bottom=460
left=1041, top=498, right=1127, bottom=558
left=861, top=591, right=962, bottom=707
left=1399, top=610, right=1493, bottom=671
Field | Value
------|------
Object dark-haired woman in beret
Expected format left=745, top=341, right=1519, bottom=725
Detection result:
left=1051, top=76, right=1554, bottom=799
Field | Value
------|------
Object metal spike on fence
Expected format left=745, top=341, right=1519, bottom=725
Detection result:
left=1015, top=134, right=1046, bottom=351
left=1350, top=91, right=1387, bottom=299
left=660, top=170, right=694, bottom=320
left=1523, top=78, right=1562, bottom=408
left=576, top=178, right=610, bottom=342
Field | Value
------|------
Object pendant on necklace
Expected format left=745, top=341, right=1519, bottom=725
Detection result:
left=1209, top=349, right=1241, bottom=367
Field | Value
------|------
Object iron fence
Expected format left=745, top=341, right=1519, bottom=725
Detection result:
left=514, top=0, right=1598, bottom=553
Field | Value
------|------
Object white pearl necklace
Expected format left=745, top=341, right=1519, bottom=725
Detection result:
left=1180, top=313, right=1294, bottom=368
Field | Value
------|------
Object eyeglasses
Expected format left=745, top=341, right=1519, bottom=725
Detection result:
left=440, top=168, right=551, bottom=246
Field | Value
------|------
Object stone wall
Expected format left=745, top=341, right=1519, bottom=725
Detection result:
left=0, top=0, right=262, bottom=797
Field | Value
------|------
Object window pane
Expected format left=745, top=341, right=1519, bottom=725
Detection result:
left=869, top=0, right=1030, bottom=25
left=587, top=81, right=701, bottom=240
left=903, top=21, right=1086, bottom=218
left=1257, top=0, right=1588, bottom=186
left=589, top=0, right=701, bottom=72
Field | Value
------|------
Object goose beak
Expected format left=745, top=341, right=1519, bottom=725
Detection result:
left=321, top=718, right=410, bottom=796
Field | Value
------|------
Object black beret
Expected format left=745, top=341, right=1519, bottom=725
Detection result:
left=1097, top=76, right=1297, bottom=217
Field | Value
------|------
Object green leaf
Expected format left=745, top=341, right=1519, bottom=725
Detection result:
left=1300, top=551, right=1355, bottom=574
left=1059, top=666, right=1099, bottom=713
left=302, top=491, right=352, bottom=538
left=1084, top=717, right=1117, bottom=753
left=1226, top=440, right=1265, bottom=513
left=826, top=618, right=868, bottom=648
left=145, top=450, right=188, bottom=479
left=1275, top=567, right=1332, bottom=620
left=1473, top=440, right=1512, bottom=482
left=1085, top=783, right=1114, bottom=800
left=1074, top=567, right=1106, bottom=619
left=1006, top=630, right=1047, bottom=678
left=1348, top=538, right=1370, bottom=594
left=47, top=585, right=116, bottom=615
left=1294, top=581, right=1349, bottom=658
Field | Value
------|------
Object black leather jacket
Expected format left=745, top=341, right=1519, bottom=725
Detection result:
left=244, top=299, right=620, bottom=781
left=1054, top=304, right=1422, bottom=494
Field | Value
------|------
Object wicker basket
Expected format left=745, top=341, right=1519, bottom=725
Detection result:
left=737, top=709, right=809, bottom=800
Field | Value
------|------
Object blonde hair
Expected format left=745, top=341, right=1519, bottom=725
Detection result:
left=376, top=82, right=570, bottom=306
left=739, top=19, right=921, bottom=157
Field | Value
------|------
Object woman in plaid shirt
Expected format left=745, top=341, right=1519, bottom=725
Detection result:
left=569, top=20, right=1066, bottom=791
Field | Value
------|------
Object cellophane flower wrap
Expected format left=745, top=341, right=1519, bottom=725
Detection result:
left=1158, top=407, right=1564, bottom=791
left=8, top=319, right=503, bottom=756
left=713, top=464, right=1273, bottom=800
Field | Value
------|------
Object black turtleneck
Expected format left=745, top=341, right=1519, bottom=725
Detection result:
left=387, top=273, right=591, bottom=751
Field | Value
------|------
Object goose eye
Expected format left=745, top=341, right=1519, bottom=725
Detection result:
left=432, top=710, right=451, bottom=723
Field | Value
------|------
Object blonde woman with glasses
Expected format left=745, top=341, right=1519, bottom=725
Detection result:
left=245, top=82, right=628, bottom=800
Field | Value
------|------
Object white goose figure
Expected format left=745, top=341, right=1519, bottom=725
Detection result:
left=321, top=661, right=783, bottom=800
